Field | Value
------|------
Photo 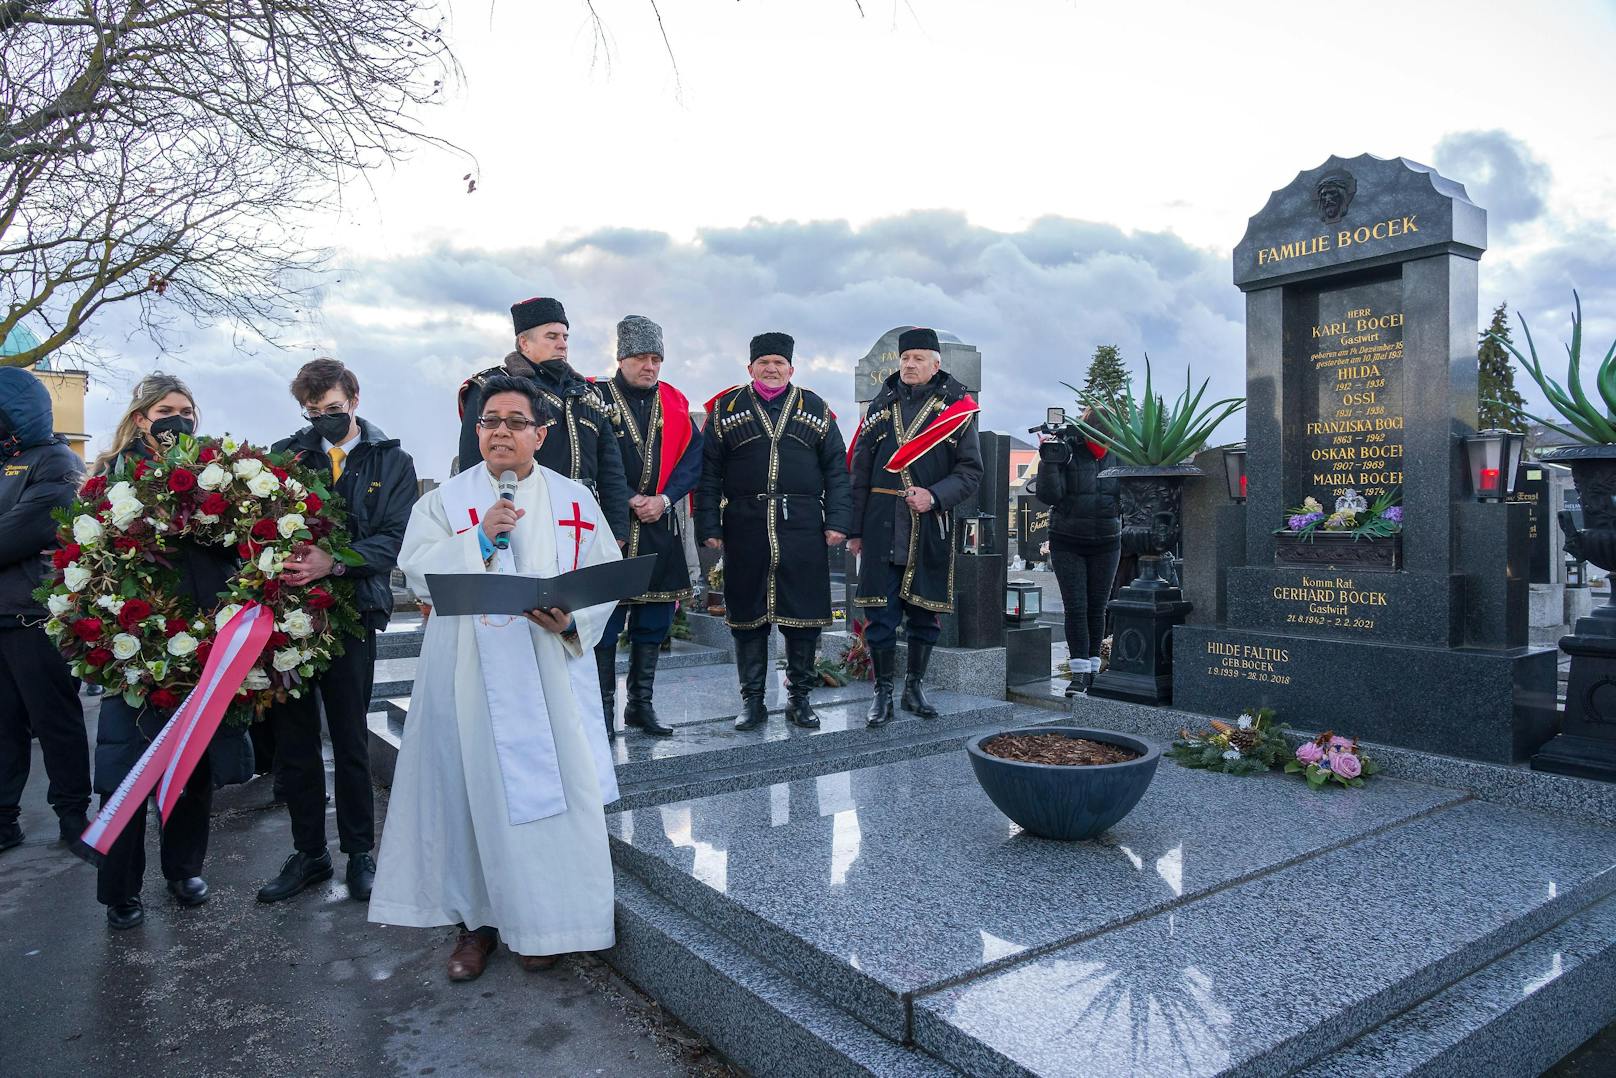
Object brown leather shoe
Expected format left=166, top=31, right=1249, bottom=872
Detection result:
left=447, top=929, right=497, bottom=982
left=516, top=953, right=561, bottom=972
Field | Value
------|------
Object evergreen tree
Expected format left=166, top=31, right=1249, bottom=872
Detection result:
left=1082, top=344, right=1131, bottom=401
left=1478, top=301, right=1526, bottom=431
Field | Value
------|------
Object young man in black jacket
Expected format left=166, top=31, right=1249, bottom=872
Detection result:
left=0, top=367, right=90, bottom=851
left=258, top=359, right=418, bottom=903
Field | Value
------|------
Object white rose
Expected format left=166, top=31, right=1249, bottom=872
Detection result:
left=285, top=478, right=306, bottom=498
left=258, top=547, right=281, bottom=576
left=63, top=565, right=91, bottom=592
left=281, top=609, right=314, bottom=640
left=221, top=532, right=237, bottom=545
left=111, top=633, right=141, bottom=661
left=277, top=513, right=306, bottom=538
left=167, top=632, right=198, bottom=657
left=124, top=667, right=143, bottom=685
left=71, top=515, right=103, bottom=545
left=197, top=462, right=231, bottom=491
left=232, top=458, right=264, bottom=480
left=107, top=481, right=137, bottom=502
left=272, top=647, right=303, bottom=672
left=108, top=494, right=143, bottom=529
left=47, top=593, right=71, bottom=617
left=214, top=603, right=244, bottom=631
left=193, top=513, right=219, bottom=525
left=95, top=594, right=119, bottom=612
left=243, top=667, right=271, bottom=691
left=245, top=471, right=279, bottom=498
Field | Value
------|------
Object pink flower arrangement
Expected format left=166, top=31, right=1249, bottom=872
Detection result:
left=1285, top=729, right=1378, bottom=790
left=1295, top=742, right=1324, bottom=766
left=1330, top=752, right=1363, bottom=779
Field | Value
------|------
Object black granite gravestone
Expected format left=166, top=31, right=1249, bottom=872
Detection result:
left=1511, top=462, right=1551, bottom=584
left=1016, top=495, right=1050, bottom=564
left=1173, top=154, right=1557, bottom=764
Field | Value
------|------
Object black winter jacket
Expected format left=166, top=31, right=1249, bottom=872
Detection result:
left=0, top=369, right=81, bottom=622
left=273, top=417, right=417, bottom=621
left=1034, top=433, right=1122, bottom=549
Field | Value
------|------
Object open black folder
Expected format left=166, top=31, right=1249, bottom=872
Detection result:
left=425, top=555, right=657, bottom=617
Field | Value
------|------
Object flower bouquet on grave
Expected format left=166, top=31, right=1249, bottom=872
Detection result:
left=1284, top=731, right=1381, bottom=789
left=840, top=618, right=873, bottom=682
left=1280, top=488, right=1403, bottom=542
left=1168, top=707, right=1290, bottom=776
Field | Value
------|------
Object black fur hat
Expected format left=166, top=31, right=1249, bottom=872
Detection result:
left=511, top=297, right=568, bottom=335
left=897, top=327, right=941, bottom=354
left=749, top=332, right=795, bottom=363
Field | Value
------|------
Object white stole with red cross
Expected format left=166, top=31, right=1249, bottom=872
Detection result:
left=438, top=463, right=613, bottom=825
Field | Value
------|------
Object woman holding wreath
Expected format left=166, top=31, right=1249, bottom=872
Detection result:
left=89, top=373, right=247, bottom=929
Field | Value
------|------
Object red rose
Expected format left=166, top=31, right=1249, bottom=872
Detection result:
left=261, top=578, right=281, bottom=600
left=113, top=536, right=141, bottom=554
left=303, top=493, right=323, bottom=515
left=71, top=618, right=104, bottom=642
left=97, top=499, right=111, bottom=512
left=85, top=647, right=113, bottom=667
left=167, top=468, right=197, bottom=493
left=237, top=540, right=261, bottom=560
left=269, top=631, right=291, bottom=648
left=200, top=492, right=230, bottom=516
left=52, top=544, right=81, bottom=569
left=164, top=618, right=189, bottom=637
left=149, top=688, right=180, bottom=710
left=194, top=640, right=213, bottom=667
left=198, top=447, right=219, bottom=463
left=306, top=587, right=335, bottom=611
left=117, top=598, right=153, bottom=630
left=270, top=466, right=289, bottom=481
left=81, top=475, right=107, bottom=498
left=133, top=460, right=150, bottom=479
left=251, top=519, right=278, bottom=542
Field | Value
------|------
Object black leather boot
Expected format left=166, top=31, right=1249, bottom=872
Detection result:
left=257, top=848, right=334, bottom=903
left=901, top=642, right=941, bottom=719
left=733, top=632, right=770, bottom=731
left=595, top=645, right=617, bottom=741
left=624, top=643, right=674, bottom=737
left=784, top=635, right=821, bottom=730
left=866, top=647, right=897, bottom=728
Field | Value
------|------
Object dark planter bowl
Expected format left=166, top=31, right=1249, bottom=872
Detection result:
left=1274, top=530, right=1402, bottom=572
left=966, top=727, right=1161, bottom=841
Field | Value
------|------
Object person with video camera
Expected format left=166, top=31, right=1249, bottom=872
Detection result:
left=1034, top=407, right=1121, bottom=695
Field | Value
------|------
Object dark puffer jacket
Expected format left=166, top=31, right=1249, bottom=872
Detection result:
left=1033, top=432, right=1122, bottom=549
left=0, top=367, right=82, bottom=623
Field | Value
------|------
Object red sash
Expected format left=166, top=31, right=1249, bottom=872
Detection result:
left=883, top=395, right=980, bottom=473
left=655, top=381, right=692, bottom=494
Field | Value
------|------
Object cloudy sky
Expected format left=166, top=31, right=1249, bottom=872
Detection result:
left=74, top=0, right=1616, bottom=478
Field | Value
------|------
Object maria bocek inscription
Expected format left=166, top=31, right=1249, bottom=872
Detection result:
left=1297, top=276, right=1405, bottom=508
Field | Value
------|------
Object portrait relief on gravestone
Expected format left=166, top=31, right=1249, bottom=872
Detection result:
left=1314, top=170, right=1357, bottom=222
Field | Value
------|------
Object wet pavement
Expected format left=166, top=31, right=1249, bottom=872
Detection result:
left=0, top=696, right=732, bottom=1078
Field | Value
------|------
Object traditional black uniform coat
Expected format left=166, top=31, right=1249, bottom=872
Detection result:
left=849, top=370, right=983, bottom=612
left=458, top=353, right=630, bottom=542
left=603, top=372, right=703, bottom=603
left=695, top=384, right=852, bottom=630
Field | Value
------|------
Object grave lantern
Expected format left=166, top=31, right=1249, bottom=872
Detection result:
left=1462, top=429, right=1526, bottom=502
left=1222, top=445, right=1248, bottom=503
left=1005, top=579, right=1042, bottom=624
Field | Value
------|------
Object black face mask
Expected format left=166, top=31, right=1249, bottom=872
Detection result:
left=149, top=415, right=195, bottom=448
left=309, top=411, right=353, bottom=445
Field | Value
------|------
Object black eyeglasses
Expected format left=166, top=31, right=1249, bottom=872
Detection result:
left=477, top=415, right=543, bottom=431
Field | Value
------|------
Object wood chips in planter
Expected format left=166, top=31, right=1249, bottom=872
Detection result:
left=981, top=733, right=1140, bottom=766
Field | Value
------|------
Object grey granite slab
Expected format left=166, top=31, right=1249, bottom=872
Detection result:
left=1300, top=891, right=1616, bottom=1077
left=370, top=639, right=731, bottom=703
left=610, top=690, right=1008, bottom=784
left=609, top=748, right=1467, bottom=1042
left=608, top=872, right=963, bottom=1078
left=912, top=799, right=1616, bottom=1078
left=601, top=660, right=873, bottom=728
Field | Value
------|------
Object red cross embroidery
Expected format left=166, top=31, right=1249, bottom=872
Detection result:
left=559, top=501, right=595, bottom=570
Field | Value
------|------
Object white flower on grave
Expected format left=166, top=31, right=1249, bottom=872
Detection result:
left=197, top=462, right=231, bottom=491
left=167, top=632, right=198, bottom=657
left=245, top=470, right=279, bottom=498
left=222, top=437, right=240, bottom=454
left=111, top=633, right=141, bottom=661
left=281, top=609, right=314, bottom=640
left=1237, top=714, right=1254, bottom=730
left=243, top=667, right=271, bottom=691
left=272, top=647, right=304, bottom=673
left=1221, top=748, right=1242, bottom=761
left=231, top=457, right=264, bottom=480
left=72, top=514, right=103, bottom=546
left=277, top=513, right=306, bottom=538
left=62, top=565, right=91, bottom=592
left=257, top=546, right=281, bottom=577
left=47, top=593, right=72, bottom=618
left=1335, top=489, right=1369, bottom=515
left=214, top=603, right=244, bottom=631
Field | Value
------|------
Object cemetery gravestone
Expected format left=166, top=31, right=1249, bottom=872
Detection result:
left=1174, top=155, right=1557, bottom=763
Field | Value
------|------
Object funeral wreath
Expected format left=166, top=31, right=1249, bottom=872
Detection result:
left=34, top=434, right=363, bottom=724
left=1169, top=708, right=1291, bottom=775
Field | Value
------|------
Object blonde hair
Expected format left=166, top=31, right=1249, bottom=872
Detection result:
left=92, top=372, right=199, bottom=477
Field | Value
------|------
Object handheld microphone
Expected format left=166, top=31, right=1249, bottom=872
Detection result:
left=494, top=469, right=518, bottom=550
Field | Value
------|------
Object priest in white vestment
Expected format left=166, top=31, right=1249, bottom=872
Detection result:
left=369, top=375, right=622, bottom=981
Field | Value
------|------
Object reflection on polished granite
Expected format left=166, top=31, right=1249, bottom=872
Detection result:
left=608, top=750, right=1470, bottom=1041
left=913, top=798, right=1616, bottom=1077
left=603, top=663, right=873, bottom=729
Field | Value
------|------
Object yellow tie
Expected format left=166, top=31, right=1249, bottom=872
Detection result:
left=328, top=446, right=346, bottom=481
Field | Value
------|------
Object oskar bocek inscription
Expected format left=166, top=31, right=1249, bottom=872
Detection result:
left=1256, top=215, right=1420, bottom=266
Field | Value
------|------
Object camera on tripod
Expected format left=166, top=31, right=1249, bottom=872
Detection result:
left=1027, top=406, right=1069, bottom=438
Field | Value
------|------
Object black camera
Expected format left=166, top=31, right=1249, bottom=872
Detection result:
left=1027, top=406, right=1068, bottom=438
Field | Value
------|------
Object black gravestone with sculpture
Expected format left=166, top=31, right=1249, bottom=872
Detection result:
left=1173, top=154, right=1557, bottom=764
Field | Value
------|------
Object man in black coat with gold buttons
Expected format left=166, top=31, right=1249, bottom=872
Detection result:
left=696, top=333, right=852, bottom=732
